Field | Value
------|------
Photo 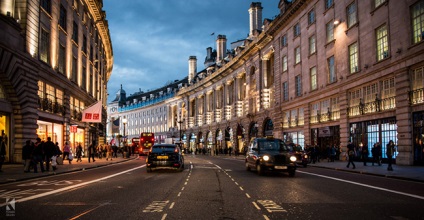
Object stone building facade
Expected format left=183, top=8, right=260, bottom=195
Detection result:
left=109, top=0, right=424, bottom=166
left=0, top=0, right=113, bottom=163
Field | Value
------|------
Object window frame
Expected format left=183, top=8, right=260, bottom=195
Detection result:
left=376, top=24, right=389, bottom=61
left=346, top=2, right=357, bottom=29
left=327, top=56, right=336, bottom=84
left=348, top=42, right=359, bottom=74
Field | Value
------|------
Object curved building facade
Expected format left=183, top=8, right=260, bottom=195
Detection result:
left=109, top=1, right=424, bottom=166
left=0, top=0, right=113, bottom=163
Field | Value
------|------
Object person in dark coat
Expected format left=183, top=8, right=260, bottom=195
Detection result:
left=88, top=141, right=96, bottom=163
left=346, top=141, right=356, bottom=169
left=43, top=137, right=57, bottom=172
left=372, top=142, right=382, bottom=166
left=32, top=138, right=45, bottom=173
left=22, top=140, right=34, bottom=173
left=361, top=145, right=368, bottom=166
left=0, top=136, right=6, bottom=172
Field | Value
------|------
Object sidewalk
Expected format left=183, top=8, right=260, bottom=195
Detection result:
left=0, top=155, right=135, bottom=185
left=211, top=154, right=424, bottom=183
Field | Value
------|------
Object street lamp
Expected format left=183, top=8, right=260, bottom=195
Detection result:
left=177, top=112, right=184, bottom=142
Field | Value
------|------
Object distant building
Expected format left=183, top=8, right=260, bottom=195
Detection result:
left=0, top=0, right=113, bottom=162
left=109, top=0, right=424, bottom=166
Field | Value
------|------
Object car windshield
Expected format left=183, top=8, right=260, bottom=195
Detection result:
left=152, top=146, right=176, bottom=153
left=257, top=140, right=291, bottom=152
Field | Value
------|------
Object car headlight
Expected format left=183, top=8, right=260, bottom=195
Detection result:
left=263, top=155, right=270, bottom=161
left=290, top=156, right=297, bottom=162
left=303, top=155, right=308, bottom=159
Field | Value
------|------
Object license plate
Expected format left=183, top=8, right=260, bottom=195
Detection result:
left=157, top=155, right=168, bottom=160
left=275, top=166, right=287, bottom=169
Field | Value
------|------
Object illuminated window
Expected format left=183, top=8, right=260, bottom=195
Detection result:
left=309, top=35, right=316, bottom=55
left=46, top=83, right=55, bottom=102
left=376, top=24, right=389, bottom=61
left=364, top=83, right=378, bottom=103
left=38, top=81, right=45, bottom=99
left=326, top=21, right=334, bottom=43
left=412, top=0, right=424, bottom=44
left=295, top=47, right=301, bottom=64
left=310, top=66, right=317, bottom=91
left=282, top=56, right=288, bottom=72
left=347, top=2, right=357, bottom=28
left=375, top=0, right=386, bottom=8
left=56, top=89, right=63, bottom=105
left=349, top=42, right=359, bottom=74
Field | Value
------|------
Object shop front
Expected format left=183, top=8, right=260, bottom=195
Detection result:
left=283, top=131, right=305, bottom=148
left=37, top=120, right=64, bottom=148
left=413, top=111, right=424, bottom=165
left=69, top=125, right=85, bottom=153
left=0, top=113, right=10, bottom=163
left=311, top=126, right=340, bottom=159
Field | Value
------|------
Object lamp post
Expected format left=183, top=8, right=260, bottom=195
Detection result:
left=177, top=112, right=184, bottom=142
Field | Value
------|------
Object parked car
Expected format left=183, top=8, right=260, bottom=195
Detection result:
left=245, top=137, right=297, bottom=176
left=288, top=143, right=309, bottom=167
left=146, top=144, right=184, bottom=172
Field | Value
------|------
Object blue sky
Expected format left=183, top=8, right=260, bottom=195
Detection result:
left=103, top=1, right=280, bottom=103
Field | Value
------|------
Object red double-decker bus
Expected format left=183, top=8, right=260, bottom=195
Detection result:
left=139, top=132, right=155, bottom=155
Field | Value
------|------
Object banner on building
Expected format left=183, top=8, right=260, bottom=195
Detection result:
left=112, top=117, right=120, bottom=133
left=81, top=101, right=102, bottom=123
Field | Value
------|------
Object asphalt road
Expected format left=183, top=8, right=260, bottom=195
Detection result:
left=1, top=155, right=423, bottom=220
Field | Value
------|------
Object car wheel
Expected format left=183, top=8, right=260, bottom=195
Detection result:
left=288, top=170, right=295, bottom=177
left=256, top=164, right=263, bottom=175
left=245, top=162, right=251, bottom=171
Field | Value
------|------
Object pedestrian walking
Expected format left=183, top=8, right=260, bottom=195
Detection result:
left=88, top=141, right=96, bottom=163
left=372, top=142, right=382, bottom=166
left=22, top=140, right=34, bottom=173
left=106, top=144, right=113, bottom=161
left=32, top=138, right=45, bottom=173
left=63, top=141, right=72, bottom=164
left=346, top=141, right=356, bottom=169
left=330, top=145, right=336, bottom=162
left=76, top=143, right=83, bottom=162
left=387, top=140, right=396, bottom=171
left=361, top=145, right=368, bottom=166
left=43, top=137, right=57, bottom=172
left=0, top=136, right=6, bottom=172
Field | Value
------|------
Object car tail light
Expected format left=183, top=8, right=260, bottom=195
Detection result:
left=174, top=163, right=180, bottom=167
left=174, top=147, right=179, bottom=153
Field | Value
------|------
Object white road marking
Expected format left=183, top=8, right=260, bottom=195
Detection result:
left=252, top=202, right=261, bottom=210
left=177, top=192, right=181, bottom=197
left=0, top=165, right=146, bottom=207
left=239, top=186, right=244, bottom=191
left=169, top=202, right=175, bottom=209
left=299, top=170, right=424, bottom=200
left=245, top=193, right=251, bottom=198
left=263, top=215, right=270, bottom=220
left=161, top=214, right=167, bottom=220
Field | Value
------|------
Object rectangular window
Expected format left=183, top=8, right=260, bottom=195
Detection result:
left=56, top=89, right=63, bottom=105
left=328, top=56, right=336, bottom=83
left=412, top=0, right=424, bottom=44
left=59, top=4, right=67, bottom=29
left=310, top=66, right=317, bottom=91
left=349, top=42, right=359, bottom=74
left=413, top=66, right=424, bottom=90
left=294, top=23, right=300, bottom=37
left=309, top=35, right=316, bottom=55
left=58, top=44, right=66, bottom=74
left=283, top=82, right=289, bottom=101
left=39, top=29, right=50, bottom=64
left=325, top=0, right=334, bottom=10
left=295, top=75, right=302, bottom=97
left=295, top=47, right=301, bottom=64
left=364, top=83, right=378, bottom=103
left=89, top=71, right=93, bottom=95
left=381, top=77, right=396, bottom=110
left=72, top=21, right=78, bottom=43
left=349, top=89, right=362, bottom=106
left=347, top=2, right=357, bottom=28
left=375, top=0, right=386, bottom=8
left=326, top=21, right=334, bottom=43
left=282, top=56, right=288, bottom=72
left=46, top=83, right=55, bottom=102
left=281, top=34, right=288, bottom=47
left=38, top=81, right=45, bottom=99
left=376, top=24, right=389, bottom=61
left=82, top=66, right=87, bottom=90
left=83, top=34, right=87, bottom=54
left=308, top=9, right=315, bottom=25
left=41, top=0, right=51, bottom=14
left=72, top=56, right=77, bottom=82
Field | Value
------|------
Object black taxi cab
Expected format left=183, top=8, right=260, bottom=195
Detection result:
left=146, top=144, right=184, bottom=172
left=245, top=137, right=297, bottom=176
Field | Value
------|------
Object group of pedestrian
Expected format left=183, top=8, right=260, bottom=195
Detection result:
left=22, top=137, right=63, bottom=173
left=346, top=140, right=396, bottom=171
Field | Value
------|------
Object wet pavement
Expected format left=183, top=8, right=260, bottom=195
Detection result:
left=1, top=154, right=423, bottom=184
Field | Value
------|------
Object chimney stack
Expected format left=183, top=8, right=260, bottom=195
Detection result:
left=216, top=35, right=227, bottom=62
left=249, top=2, right=263, bottom=37
left=188, top=56, right=197, bottom=84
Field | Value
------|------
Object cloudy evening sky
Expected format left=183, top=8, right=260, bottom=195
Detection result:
left=103, top=1, right=280, bottom=103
